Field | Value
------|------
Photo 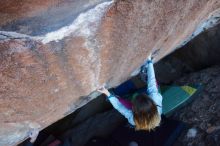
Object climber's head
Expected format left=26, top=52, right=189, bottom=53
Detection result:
left=132, top=93, right=161, bottom=131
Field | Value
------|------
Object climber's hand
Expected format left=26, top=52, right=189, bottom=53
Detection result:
left=142, top=53, right=153, bottom=68
left=97, top=86, right=111, bottom=97
left=141, top=53, right=153, bottom=73
left=147, top=53, right=152, bottom=61
left=28, top=128, right=39, bottom=143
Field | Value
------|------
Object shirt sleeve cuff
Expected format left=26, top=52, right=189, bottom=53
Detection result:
left=147, top=60, right=153, bottom=64
left=108, top=94, right=114, bottom=99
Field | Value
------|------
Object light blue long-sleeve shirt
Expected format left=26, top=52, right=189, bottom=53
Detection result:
left=108, top=60, right=163, bottom=126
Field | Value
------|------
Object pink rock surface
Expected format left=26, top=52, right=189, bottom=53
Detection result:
left=0, top=0, right=220, bottom=145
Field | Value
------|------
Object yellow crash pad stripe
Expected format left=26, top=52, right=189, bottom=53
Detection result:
left=181, top=86, right=197, bottom=95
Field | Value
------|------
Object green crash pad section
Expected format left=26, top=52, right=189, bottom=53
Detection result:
left=161, top=85, right=197, bottom=116
left=126, top=85, right=199, bottom=116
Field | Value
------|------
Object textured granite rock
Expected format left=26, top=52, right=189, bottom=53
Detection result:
left=1, top=0, right=220, bottom=145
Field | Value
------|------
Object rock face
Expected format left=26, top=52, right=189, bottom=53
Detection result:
left=0, top=0, right=220, bottom=145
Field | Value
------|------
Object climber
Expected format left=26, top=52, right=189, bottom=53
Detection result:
left=97, top=54, right=162, bottom=131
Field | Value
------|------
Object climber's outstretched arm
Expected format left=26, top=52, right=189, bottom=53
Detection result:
left=146, top=56, right=158, bottom=94
left=97, top=87, right=135, bottom=125
left=143, top=54, right=162, bottom=114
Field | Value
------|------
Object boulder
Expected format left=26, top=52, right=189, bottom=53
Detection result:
left=0, top=0, right=220, bottom=145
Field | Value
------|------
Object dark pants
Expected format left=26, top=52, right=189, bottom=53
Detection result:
left=112, top=80, right=137, bottom=97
